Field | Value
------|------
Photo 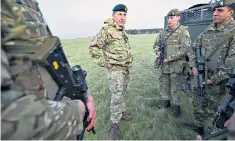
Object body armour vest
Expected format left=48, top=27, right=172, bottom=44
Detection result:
left=161, top=24, right=190, bottom=74
left=200, top=19, right=235, bottom=71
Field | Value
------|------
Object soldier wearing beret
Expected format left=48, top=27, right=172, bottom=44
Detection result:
left=183, top=0, right=235, bottom=136
left=89, top=4, right=133, bottom=140
left=153, top=9, right=191, bottom=117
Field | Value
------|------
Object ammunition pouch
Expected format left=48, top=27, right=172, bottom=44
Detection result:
left=173, top=60, right=186, bottom=74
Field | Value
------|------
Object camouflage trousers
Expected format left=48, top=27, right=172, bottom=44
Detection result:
left=192, top=80, right=227, bottom=133
left=107, top=69, right=130, bottom=123
left=159, top=72, right=183, bottom=106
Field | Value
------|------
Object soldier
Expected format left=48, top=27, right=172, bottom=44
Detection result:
left=89, top=4, right=133, bottom=140
left=1, top=0, right=96, bottom=140
left=183, top=0, right=235, bottom=136
left=153, top=9, right=191, bottom=117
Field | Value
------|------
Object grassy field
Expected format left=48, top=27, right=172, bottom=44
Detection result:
left=61, top=34, right=197, bottom=140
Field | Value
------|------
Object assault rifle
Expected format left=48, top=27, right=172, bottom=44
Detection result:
left=158, top=37, right=166, bottom=70
left=38, top=36, right=96, bottom=140
left=203, top=68, right=235, bottom=140
left=195, top=44, right=205, bottom=108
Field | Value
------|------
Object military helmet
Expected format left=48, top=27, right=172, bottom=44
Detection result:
left=213, top=0, right=235, bottom=10
left=167, top=9, right=180, bottom=16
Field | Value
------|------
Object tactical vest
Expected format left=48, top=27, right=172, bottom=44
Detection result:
left=200, top=21, right=235, bottom=71
left=1, top=0, right=57, bottom=100
left=160, top=25, right=189, bottom=74
left=164, top=25, right=188, bottom=59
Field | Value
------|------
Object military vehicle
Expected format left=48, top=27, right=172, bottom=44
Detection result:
left=164, top=0, right=235, bottom=42
left=163, top=0, right=235, bottom=99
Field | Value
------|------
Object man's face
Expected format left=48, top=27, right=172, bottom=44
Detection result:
left=167, top=16, right=180, bottom=28
left=112, top=11, right=127, bottom=27
left=213, top=6, right=234, bottom=24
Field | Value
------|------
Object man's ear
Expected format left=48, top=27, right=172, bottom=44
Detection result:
left=229, top=9, right=234, bottom=16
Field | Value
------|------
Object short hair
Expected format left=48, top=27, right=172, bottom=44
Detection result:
left=228, top=6, right=234, bottom=11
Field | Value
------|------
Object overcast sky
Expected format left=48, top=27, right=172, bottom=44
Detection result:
left=37, top=0, right=210, bottom=39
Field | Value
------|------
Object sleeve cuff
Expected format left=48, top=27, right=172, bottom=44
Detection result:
left=95, top=58, right=106, bottom=67
left=211, top=75, right=219, bottom=85
left=62, top=98, right=84, bottom=129
left=84, top=89, right=92, bottom=98
left=167, top=55, right=179, bottom=62
left=153, top=48, right=159, bottom=53
left=77, top=103, right=84, bottom=124
left=189, top=62, right=196, bottom=68
left=168, top=56, right=172, bottom=62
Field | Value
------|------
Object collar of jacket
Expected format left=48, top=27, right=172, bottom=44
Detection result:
left=166, top=22, right=180, bottom=31
left=207, top=17, right=234, bottom=31
left=104, top=18, right=124, bottom=30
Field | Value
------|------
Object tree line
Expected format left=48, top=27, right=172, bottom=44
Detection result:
left=125, top=28, right=163, bottom=35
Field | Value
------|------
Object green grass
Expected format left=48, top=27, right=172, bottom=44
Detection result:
left=61, top=34, right=198, bottom=140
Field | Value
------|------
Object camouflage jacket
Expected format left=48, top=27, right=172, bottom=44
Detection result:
left=89, top=18, right=133, bottom=74
left=1, top=0, right=84, bottom=139
left=189, top=18, right=235, bottom=84
left=153, top=23, right=191, bottom=73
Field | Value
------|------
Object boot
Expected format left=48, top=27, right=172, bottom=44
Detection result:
left=109, top=123, right=119, bottom=140
left=163, top=100, right=171, bottom=108
left=183, top=123, right=204, bottom=135
left=172, top=105, right=181, bottom=118
left=121, top=111, right=132, bottom=121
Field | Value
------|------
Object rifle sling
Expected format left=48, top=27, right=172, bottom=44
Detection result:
left=159, top=25, right=181, bottom=70
left=203, top=27, right=235, bottom=87
left=205, top=27, right=235, bottom=61
left=162, top=25, right=181, bottom=42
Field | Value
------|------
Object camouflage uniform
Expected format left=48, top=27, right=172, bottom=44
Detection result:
left=1, top=0, right=85, bottom=139
left=153, top=23, right=191, bottom=106
left=188, top=18, right=235, bottom=133
left=89, top=18, right=132, bottom=124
